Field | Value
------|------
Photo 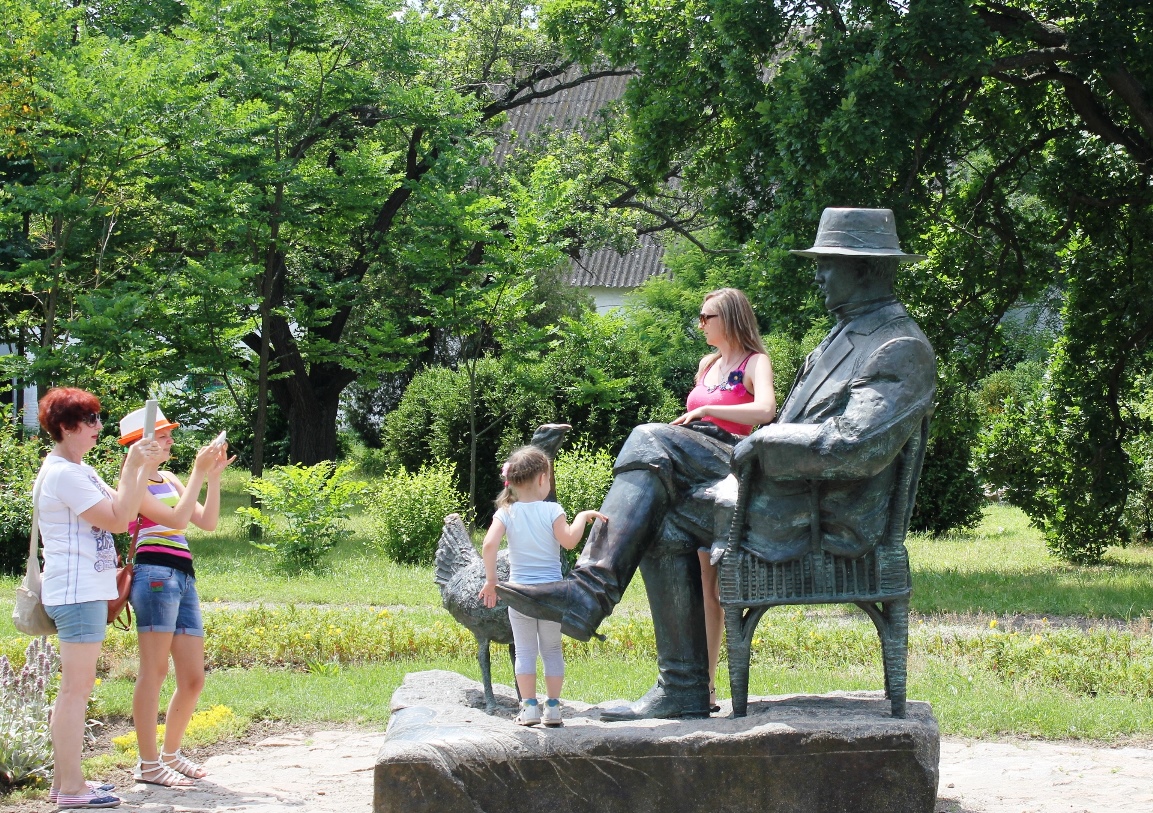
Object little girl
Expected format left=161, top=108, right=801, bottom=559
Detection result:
left=479, top=446, right=606, bottom=726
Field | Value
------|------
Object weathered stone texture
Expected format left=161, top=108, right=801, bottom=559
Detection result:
left=375, top=671, right=939, bottom=813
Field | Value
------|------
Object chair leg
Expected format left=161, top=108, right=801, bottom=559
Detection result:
left=885, top=598, right=909, bottom=719
left=725, top=606, right=768, bottom=717
left=855, top=598, right=909, bottom=719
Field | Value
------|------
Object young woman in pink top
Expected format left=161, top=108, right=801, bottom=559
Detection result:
left=670, top=288, right=776, bottom=710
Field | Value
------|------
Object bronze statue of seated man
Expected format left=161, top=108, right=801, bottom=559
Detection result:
left=498, top=208, right=936, bottom=721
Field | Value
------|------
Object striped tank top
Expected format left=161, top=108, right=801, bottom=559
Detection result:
left=130, top=473, right=195, bottom=576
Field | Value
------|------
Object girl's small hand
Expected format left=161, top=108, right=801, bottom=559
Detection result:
left=577, top=510, right=608, bottom=526
left=479, top=582, right=498, bottom=609
left=670, top=407, right=708, bottom=426
left=191, top=443, right=219, bottom=473
left=199, top=443, right=236, bottom=477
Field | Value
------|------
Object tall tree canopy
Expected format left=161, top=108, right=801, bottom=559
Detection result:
left=541, top=0, right=1153, bottom=561
left=0, top=0, right=663, bottom=466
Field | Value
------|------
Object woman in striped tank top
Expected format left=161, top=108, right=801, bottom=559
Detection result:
left=117, top=406, right=234, bottom=787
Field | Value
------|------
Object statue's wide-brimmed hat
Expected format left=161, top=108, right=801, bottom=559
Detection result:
left=790, top=207, right=926, bottom=262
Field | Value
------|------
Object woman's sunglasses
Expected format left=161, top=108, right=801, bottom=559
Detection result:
left=79, top=413, right=102, bottom=427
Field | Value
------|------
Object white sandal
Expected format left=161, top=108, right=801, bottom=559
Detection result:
left=134, top=758, right=194, bottom=787
left=162, top=749, right=208, bottom=779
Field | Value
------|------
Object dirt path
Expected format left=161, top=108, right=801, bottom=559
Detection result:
left=83, top=730, right=1148, bottom=813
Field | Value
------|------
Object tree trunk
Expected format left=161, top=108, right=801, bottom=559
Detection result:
left=279, top=382, right=342, bottom=465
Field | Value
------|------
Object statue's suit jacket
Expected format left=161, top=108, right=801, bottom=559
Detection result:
left=723, top=299, right=936, bottom=563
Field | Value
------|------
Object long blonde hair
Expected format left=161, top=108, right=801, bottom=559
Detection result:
left=697, top=288, right=768, bottom=382
left=494, top=446, right=551, bottom=510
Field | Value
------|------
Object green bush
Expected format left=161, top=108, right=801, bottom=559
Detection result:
left=0, top=420, right=42, bottom=576
left=553, top=439, right=614, bottom=566
left=239, top=462, right=365, bottom=574
left=365, top=461, right=470, bottom=566
left=380, top=357, right=554, bottom=524
left=911, top=380, right=985, bottom=535
left=974, top=360, right=1048, bottom=514
left=542, top=312, right=680, bottom=444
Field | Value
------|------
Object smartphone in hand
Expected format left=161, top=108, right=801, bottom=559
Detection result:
left=210, top=430, right=227, bottom=449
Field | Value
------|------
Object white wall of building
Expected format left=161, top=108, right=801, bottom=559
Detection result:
left=0, top=344, right=39, bottom=428
left=590, top=287, right=630, bottom=314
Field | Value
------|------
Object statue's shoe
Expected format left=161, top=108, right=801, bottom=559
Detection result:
left=599, top=685, right=712, bottom=722
left=495, top=579, right=606, bottom=642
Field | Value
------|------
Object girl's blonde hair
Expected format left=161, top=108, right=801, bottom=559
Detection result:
left=697, top=288, right=768, bottom=382
left=495, top=446, right=551, bottom=509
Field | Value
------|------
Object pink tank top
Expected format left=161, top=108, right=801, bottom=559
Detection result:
left=685, top=353, right=756, bottom=437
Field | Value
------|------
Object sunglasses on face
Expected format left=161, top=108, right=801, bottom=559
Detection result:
left=79, top=413, right=102, bottom=427
left=699, top=313, right=720, bottom=324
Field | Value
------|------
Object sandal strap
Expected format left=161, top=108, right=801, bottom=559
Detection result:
left=136, top=758, right=194, bottom=787
left=162, top=749, right=206, bottom=778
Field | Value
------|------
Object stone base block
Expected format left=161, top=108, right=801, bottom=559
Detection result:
left=375, top=671, right=939, bottom=813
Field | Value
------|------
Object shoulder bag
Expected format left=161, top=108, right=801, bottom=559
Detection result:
left=13, top=478, right=57, bottom=636
left=108, top=519, right=139, bottom=631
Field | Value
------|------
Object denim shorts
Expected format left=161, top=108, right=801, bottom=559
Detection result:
left=44, top=600, right=108, bottom=643
left=129, top=564, right=204, bottom=636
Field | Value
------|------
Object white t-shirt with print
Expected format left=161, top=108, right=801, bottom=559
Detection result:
left=36, top=454, right=118, bottom=605
left=495, top=501, right=567, bottom=585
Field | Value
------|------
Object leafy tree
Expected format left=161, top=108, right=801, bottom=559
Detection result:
left=3, top=0, right=654, bottom=474
left=542, top=0, right=1153, bottom=560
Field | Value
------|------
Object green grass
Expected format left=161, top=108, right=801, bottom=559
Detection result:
left=907, top=504, right=1153, bottom=619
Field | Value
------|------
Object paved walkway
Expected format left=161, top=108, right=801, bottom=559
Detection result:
left=112, top=729, right=1153, bottom=813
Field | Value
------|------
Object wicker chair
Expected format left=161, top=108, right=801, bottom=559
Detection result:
left=718, top=415, right=929, bottom=719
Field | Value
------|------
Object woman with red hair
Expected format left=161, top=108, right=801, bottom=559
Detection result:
left=36, top=387, right=160, bottom=809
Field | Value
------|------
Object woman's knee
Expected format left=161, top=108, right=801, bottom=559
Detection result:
left=174, top=666, right=205, bottom=695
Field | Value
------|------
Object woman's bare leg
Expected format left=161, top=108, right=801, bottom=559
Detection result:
left=53, top=641, right=101, bottom=795
left=161, top=633, right=206, bottom=773
left=698, top=549, right=724, bottom=704
left=133, top=631, right=174, bottom=763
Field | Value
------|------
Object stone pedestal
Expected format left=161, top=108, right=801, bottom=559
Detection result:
left=375, top=671, right=939, bottom=813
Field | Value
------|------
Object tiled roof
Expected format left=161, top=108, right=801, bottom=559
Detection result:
left=497, top=69, right=667, bottom=290
left=498, top=71, right=631, bottom=150
left=567, top=235, right=667, bottom=289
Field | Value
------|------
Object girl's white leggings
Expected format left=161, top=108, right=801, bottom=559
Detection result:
left=508, top=607, right=565, bottom=676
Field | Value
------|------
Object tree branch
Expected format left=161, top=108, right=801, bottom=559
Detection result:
left=812, top=0, right=847, bottom=34
left=994, top=68, right=1153, bottom=169
left=1104, top=63, right=1153, bottom=143
left=988, top=47, right=1071, bottom=73
left=975, top=2, right=1067, bottom=48
left=480, top=67, right=636, bottom=121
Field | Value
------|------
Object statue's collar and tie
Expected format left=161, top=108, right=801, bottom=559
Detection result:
left=831, top=294, right=899, bottom=325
